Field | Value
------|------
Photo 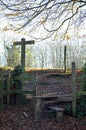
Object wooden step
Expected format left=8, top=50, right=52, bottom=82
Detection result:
left=49, top=106, right=64, bottom=122
left=57, top=95, right=72, bottom=102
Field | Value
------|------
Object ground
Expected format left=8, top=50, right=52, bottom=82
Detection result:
left=0, top=102, right=86, bottom=130
left=0, top=69, right=86, bottom=130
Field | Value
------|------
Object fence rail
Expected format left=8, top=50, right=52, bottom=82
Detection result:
left=0, top=70, right=36, bottom=111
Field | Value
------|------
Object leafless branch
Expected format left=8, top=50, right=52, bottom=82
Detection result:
left=0, top=0, right=86, bottom=40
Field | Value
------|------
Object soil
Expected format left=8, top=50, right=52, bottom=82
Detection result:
left=0, top=70, right=86, bottom=130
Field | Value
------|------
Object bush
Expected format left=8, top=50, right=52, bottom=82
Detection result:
left=64, top=103, right=72, bottom=115
left=11, top=65, right=25, bottom=90
left=10, top=65, right=27, bottom=105
left=81, top=63, right=86, bottom=91
left=76, top=63, right=86, bottom=118
left=76, top=96, right=86, bottom=118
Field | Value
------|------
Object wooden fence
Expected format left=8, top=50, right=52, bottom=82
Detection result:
left=0, top=70, right=36, bottom=111
left=0, top=63, right=86, bottom=116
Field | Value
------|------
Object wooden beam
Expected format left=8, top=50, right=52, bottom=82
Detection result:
left=13, top=40, right=34, bottom=45
left=77, top=91, right=86, bottom=96
left=3, top=90, right=35, bottom=95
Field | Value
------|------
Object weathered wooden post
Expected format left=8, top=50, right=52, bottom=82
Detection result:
left=34, top=97, right=42, bottom=120
left=72, top=62, right=76, bottom=116
left=7, top=70, right=11, bottom=105
left=0, top=70, right=3, bottom=112
left=13, top=38, right=34, bottom=68
left=32, top=73, right=37, bottom=96
left=64, top=46, right=67, bottom=73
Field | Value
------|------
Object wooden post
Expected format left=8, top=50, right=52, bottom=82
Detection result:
left=0, top=71, right=3, bottom=112
left=34, top=98, right=42, bottom=120
left=72, top=62, right=76, bottom=116
left=32, top=73, right=37, bottom=96
left=35, top=73, right=38, bottom=96
left=64, top=46, right=67, bottom=73
left=13, top=38, right=34, bottom=68
left=7, top=71, right=11, bottom=105
left=21, top=38, right=25, bottom=68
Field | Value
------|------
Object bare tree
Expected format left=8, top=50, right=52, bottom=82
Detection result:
left=1, top=33, right=20, bottom=67
left=5, top=45, right=20, bottom=67
left=49, top=43, right=59, bottom=68
left=0, top=0, right=86, bottom=40
left=33, top=46, right=48, bottom=68
left=26, top=47, right=35, bottom=67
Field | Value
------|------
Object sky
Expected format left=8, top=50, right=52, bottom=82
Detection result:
left=0, top=18, right=86, bottom=67
left=0, top=3, right=86, bottom=54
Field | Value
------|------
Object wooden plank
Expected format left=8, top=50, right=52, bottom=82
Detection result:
left=77, top=91, right=86, bottom=96
left=49, top=106, right=64, bottom=111
left=3, top=90, right=35, bottom=95
left=34, top=95, right=58, bottom=100
left=57, top=96, right=72, bottom=102
left=13, top=40, right=34, bottom=45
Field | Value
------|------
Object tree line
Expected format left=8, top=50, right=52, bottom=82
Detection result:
left=0, top=40, right=86, bottom=69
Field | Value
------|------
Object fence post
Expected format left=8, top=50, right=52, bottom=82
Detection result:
left=7, top=71, right=11, bottom=105
left=64, top=46, right=67, bottom=73
left=72, top=62, right=76, bottom=116
left=32, top=73, right=37, bottom=96
left=0, top=70, right=3, bottom=112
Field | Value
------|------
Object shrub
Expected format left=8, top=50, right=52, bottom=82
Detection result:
left=65, top=64, right=86, bottom=118
left=81, top=63, right=86, bottom=91
left=64, top=103, right=72, bottom=115
left=76, top=96, right=86, bottom=118
left=10, top=65, right=27, bottom=105
left=11, top=65, right=25, bottom=89
left=76, top=63, right=86, bottom=118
